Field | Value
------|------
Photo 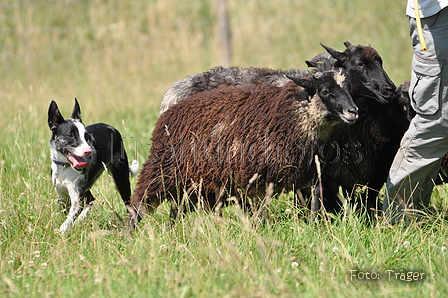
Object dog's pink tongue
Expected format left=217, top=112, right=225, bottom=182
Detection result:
left=67, top=155, right=90, bottom=169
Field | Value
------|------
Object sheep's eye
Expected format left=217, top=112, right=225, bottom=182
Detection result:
left=355, top=63, right=365, bottom=68
left=321, top=89, right=330, bottom=96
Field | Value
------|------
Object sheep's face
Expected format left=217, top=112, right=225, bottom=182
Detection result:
left=322, top=42, right=396, bottom=105
left=287, top=70, right=359, bottom=125
left=315, top=71, right=359, bottom=125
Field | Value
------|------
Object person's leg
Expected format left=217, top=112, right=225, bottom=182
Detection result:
left=384, top=8, right=448, bottom=223
left=384, top=115, right=446, bottom=222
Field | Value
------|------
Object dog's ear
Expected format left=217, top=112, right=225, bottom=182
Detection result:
left=48, top=100, right=65, bottom=130
left=71, top=98, right=82, bottom=121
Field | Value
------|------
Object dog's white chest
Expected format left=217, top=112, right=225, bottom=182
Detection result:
left=52, top=163, right=86, bottom=196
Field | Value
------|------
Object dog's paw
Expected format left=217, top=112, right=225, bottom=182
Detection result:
left=59, top=221, right=73, bottom=235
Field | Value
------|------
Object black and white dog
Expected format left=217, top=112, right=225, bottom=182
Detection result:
left=48, top=98, right=138, bottom=234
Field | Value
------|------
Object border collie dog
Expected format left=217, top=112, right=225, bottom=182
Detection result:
left=48, top=98, right=138, bottom=234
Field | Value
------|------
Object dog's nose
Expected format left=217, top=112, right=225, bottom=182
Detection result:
left=83, top=148, right=92, bottom=157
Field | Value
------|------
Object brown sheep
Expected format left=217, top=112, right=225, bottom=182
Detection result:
left=156, top=41, right=400, bottom=218
left=127, top=70, right=358, bottom=228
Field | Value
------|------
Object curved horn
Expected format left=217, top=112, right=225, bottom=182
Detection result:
left=309, top=52, right=333, bottom=63
left=320, top=43, right=347, bottom=64
left=343, top=41, right=355, bottom=50
left=305, top=52, right=336, bottom=71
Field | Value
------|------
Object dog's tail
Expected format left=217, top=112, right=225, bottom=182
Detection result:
left=129, top=160, right=139, bottom=177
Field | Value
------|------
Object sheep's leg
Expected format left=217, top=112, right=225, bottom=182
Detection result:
left=312, top=155, right=325, bottom=221
left=357, top=182, right=382, bottom=220
left=213, top=186, right=226, bottom=216
left=169, top=200, right=179, bottom=219
left=310, top=187, right=321, bottom=222
left=256, top=182, right=275, bottom=224
left=126, top=204, right=142, bottom=231
left=169, top=185, right=195, bottom=220
left=126, top=193, right=159, bottom=231
left=312, top=175, right=342, bottom=221
left=294, top=188, right=309, bottom=208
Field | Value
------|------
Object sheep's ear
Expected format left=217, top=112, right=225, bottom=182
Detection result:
left=305, top=60, right=319, bottom=68
left=284, top=75, right=314, bottom=90
left=48, top=100, right=65, bottom=130
left=284, top=75, right=317, bottom=99
left=71, top=97, right=82, bottom=121
left=321, top=43, right=347, bottom=64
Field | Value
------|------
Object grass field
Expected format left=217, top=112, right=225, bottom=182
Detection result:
left=1, top=0, right=448, bottom=297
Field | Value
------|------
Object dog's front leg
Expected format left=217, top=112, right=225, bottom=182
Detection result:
left=76, top=191, right=95, bottom=223
left=76, top=204, right=91, bottom=223
left=59, top=187, right=82, bottom=235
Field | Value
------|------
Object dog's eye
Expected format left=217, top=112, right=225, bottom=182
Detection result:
left=67, top=132, right=74, bottom=138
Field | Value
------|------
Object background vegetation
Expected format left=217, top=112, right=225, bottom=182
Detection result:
left=1, top=0, right=446, bottom=297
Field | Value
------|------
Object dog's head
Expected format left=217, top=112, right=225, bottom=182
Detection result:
left=48, top=98, right=94, bottom=170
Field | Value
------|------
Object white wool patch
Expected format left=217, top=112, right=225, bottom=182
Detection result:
left=334, top=70, right=346, bottom=87
left=314, top=72, right=323, bottom=79
left=211, top=122, right=226, bottom=137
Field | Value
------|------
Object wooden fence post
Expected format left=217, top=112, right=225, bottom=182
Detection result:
left=217, top=0, right=232, bottom=67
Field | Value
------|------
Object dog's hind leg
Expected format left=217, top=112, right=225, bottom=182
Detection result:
left=108, top=150, right=138, bottom=230
left=109, top=150, right=133, bottom=205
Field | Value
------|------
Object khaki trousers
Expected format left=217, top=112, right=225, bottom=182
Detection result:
left=383, top=8, right=448, bottom=222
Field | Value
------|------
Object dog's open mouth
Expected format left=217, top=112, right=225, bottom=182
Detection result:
left=65, top=152, right=90, bottom=170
